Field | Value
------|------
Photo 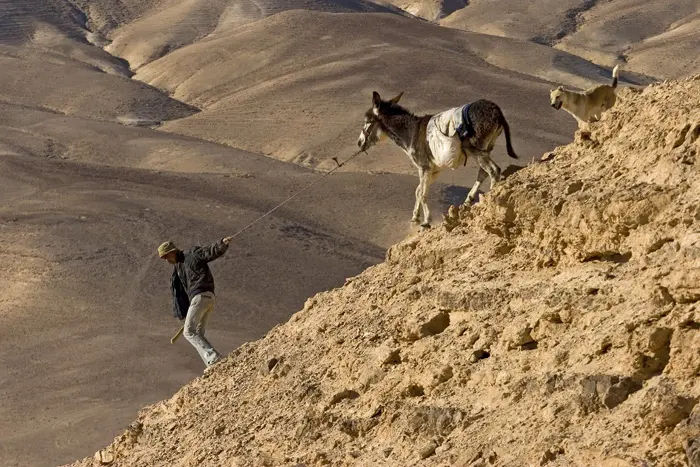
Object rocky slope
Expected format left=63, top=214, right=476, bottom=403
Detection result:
left=68, top=76, right=700, bottom=466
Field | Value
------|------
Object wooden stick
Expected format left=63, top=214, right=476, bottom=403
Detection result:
left=170, top=325, right=184, bottom=344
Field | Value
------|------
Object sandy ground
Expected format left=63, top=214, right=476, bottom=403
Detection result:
left=0, top=1, right=692, bottom=466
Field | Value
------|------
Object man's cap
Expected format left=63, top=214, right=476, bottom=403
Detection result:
left=158, top=241, right=178, bottom=258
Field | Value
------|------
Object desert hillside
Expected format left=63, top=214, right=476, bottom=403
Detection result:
left=76, top=0, right=407, bottom=70
left=69, top=75, right=700, bottom=467
left=378, top=0, right=700, bottom=80
left=3, top=1, right=699, bottom=466
left=438, top=0, right=700, bottom=79
left=0, top=0, right=197, bottom=124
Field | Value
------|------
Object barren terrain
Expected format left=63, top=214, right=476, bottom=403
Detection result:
left=69, top=74, right=700, bottom=467
left=1, top=1, right=697, bottom=466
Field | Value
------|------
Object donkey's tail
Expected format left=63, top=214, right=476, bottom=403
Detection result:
left=499, top=113, right=518, bottom=159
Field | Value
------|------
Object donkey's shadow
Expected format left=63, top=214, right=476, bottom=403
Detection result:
left=439, top=164, right=525, bottom=207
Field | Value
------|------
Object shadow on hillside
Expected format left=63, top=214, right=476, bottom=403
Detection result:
left=439, top=164, right=527, bottom=206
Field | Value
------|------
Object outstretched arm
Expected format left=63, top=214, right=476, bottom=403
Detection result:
left=194, top=237, right=231, bottom=263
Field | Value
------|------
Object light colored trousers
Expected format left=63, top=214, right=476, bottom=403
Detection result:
left=184, top=292, right=222, bottom=366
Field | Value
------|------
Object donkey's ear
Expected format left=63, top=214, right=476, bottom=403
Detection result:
left=372, top=91, right=381, bottom=108
left=557, top=85, right=564, bottom=91
left=389, top=92, right=404, bottom=104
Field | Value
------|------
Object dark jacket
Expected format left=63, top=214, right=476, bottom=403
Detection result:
left=171, top=272, right=190, bottom=320
left=170, top=240, right=229, bottom=319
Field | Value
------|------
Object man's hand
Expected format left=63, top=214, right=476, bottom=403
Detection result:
left=222, top=236, right=234, bottom=245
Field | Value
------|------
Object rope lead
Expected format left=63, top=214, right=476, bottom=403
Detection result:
left=226, top=149, right=367, bottom=241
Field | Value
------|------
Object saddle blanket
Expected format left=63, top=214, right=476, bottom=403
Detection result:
left=426, top=103, right=473, bottom=169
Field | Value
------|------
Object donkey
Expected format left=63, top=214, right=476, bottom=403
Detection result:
left=357, top=91, right=518, bottom=228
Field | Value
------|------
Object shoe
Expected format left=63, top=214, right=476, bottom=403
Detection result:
left=203, top=355, right=223, bottom=375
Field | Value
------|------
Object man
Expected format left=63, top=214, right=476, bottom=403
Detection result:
left=158, top=236, right=233, bottom=368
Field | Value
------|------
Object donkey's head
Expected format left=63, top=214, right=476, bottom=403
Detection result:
left=357, top=91, right=404, bottom=150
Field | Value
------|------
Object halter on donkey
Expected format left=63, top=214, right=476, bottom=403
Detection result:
left=358, top=91, right=518, bottom=228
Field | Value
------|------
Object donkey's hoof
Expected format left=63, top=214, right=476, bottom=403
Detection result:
left=420, top=223, right=431, bottom=231
left=411, top=217, right=420, bottom=224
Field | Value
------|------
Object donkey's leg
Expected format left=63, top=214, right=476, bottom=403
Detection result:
left=475, top=152, right=502, bottom=190
left=465, top=167, right=487, bottom=205
left=412, top=171, right=424, bottom=223
left=419, top=170, right=438, bottom=228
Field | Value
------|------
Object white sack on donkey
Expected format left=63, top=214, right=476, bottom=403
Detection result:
left=427, top=104, right=475, bottom=169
